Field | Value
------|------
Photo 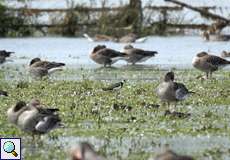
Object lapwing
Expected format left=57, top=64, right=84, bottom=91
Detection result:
left=102, top=80, right=126, bottom=91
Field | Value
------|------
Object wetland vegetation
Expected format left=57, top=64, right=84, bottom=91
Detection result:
left=1, top=67, right=230, bottom=159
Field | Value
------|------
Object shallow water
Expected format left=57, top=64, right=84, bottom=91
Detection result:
left=1, top=36, right=230, bottom=69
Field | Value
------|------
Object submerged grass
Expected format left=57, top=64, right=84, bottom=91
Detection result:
left=0, top=67, right=230, bottom=159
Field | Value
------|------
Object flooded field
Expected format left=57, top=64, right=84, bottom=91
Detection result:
left=0, top=36, right=230, bottom=69
left=0, top=36, right=230, bottom=160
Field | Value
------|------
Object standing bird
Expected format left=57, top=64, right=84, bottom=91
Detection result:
left=123, top=45, right=158, bottom=65
left=102, top=80, right=126, bottom=91
left=90, top=45, right=127, bottom=67
left=0, top=90, right=8, bottom=96
left=192, top=52, right=230, bottom=79
left=7, top=99, right=61, bottom=135
left=150, top=150, right=194, bottom=160
left=156, top=72, right=194, bottom=111
left=0, top=50, right=14, bottom=64
left=29, top=58, right=65, bottom=79
left=70, top=142, right=105, bottom=160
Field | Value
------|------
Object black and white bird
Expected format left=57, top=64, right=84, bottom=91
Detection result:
left=70, top=142, right=105, bottom=160
left=29, top=58, right=65, bottom=79
left=123, top=45, right=158, bottom=65
left=0, top=50, right=14, bottom=64
left=102, top=80, right=126, bottom=91
left=0, top=90, right=8, bottom=97
left=90, top=45, right=127, bottom=67
left=192, top=52, right=230, bottom=79
left=156, top=72, right=194, bottom=110
left=7, top=99, right=62, bottom=135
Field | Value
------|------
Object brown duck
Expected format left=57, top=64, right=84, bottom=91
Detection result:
left=192, top=52, right=230, bottom=79
left=70, top=142, right=105, bottom=160
left=123, top=44, right=158, bottom=65
left=90, top=45, right=127, bottom=67
left=29, top=58, right=65, bottom=78
left=151, top=150, right=194, bottom=160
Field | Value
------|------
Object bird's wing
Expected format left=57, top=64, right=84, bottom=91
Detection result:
left=206, top=55, right=230, bottom=66
left=98, top=49, right=126, bottom=58
left=37, top=107, right=59, bottom=115
left=35, top=115, right=61, bottom=133
left=174, top=82, right=190, bottom=100
left=32, top=61, right=65, bottom=69
left=130, top=49, right=157, bottom=56
left=103, top=82, right=121, bottom=91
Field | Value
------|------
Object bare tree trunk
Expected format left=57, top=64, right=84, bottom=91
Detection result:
left=129, top=0, right=143, bottom=33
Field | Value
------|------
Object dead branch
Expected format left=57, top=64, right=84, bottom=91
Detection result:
left=165, top=0, right=230, bottom=23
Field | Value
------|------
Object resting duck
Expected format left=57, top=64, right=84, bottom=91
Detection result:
left=192, top=52, right=230, bottom=79
left=29, top=58, right=65, bottom=79
left=90, top=45, right=127, bottom=67
left=0, top=50, right=14, bottom=64
left=70, top=142, right=105, bottom=160
left=7, top=99, right=61, bottom=135
left=123, top=45, right=158, bottom=65
left=156, top=72, right=193, bottom=110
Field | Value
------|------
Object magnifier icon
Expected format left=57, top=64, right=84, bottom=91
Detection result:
left=3, top=141, right=18, bottom=157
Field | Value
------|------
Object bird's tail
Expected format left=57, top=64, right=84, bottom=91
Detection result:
left=145, top=51, right=158, bottom=56
left=48, top=68, right=64, bottom=75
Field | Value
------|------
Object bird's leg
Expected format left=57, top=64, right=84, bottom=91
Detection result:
left=167, top=102, right=170, bottom=111
left=210, top=72, right=213, bottom=79
left=205, top=72, right=209, bottom=79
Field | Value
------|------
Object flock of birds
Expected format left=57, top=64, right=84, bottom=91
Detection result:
left=1, top=44, right=230, bottom=160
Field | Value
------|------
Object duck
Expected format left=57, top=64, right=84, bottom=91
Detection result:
left=102, top=80, right=126, bottom=91
left=0, top=90, right=8, bottom=96
left=0, top=50, right=14, bottom=64
left=29, top=58, right=65, bottom=79
left=90, top=45, right=127, bottom=67
left=221, top=51, right=230, bottom=58
left=156, top=72, right=194, bottom=110
left=150, top=150, right=194, bottom=160
left=7, top=99, right=61, bottom=135
left=192, top=52, right=230, bottom=79
left=70, top=142, right=105, bottom=160
left=123, top=45, right=158, bottom=65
